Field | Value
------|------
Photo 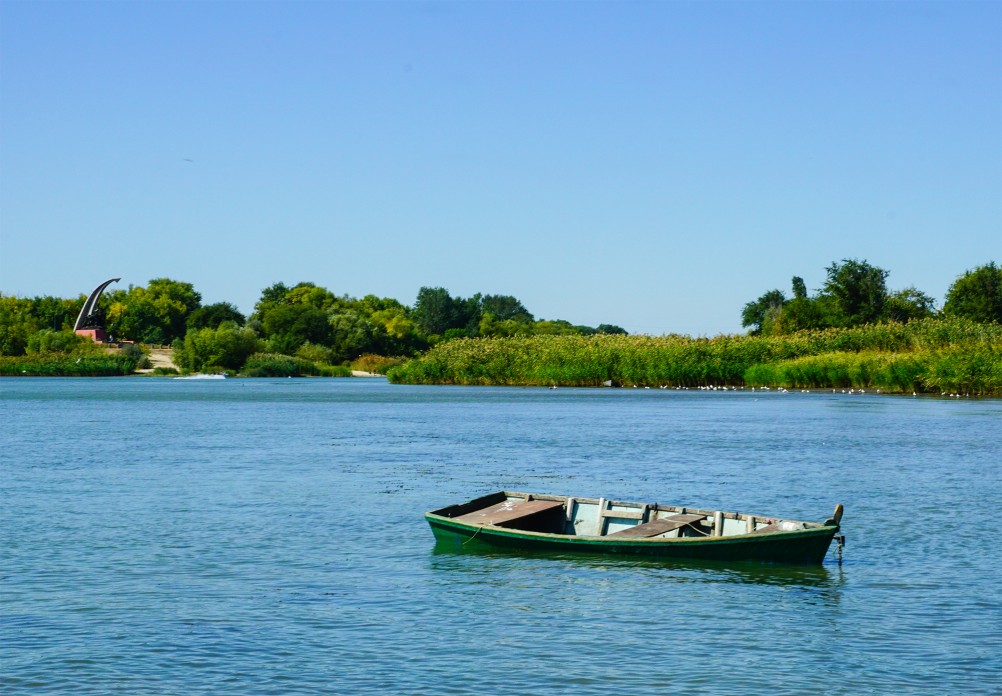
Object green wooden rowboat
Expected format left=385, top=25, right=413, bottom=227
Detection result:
left=427, top=491, right=844, bottom=564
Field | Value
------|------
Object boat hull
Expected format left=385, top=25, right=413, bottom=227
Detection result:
left=426, top=513, right=839, bottom=565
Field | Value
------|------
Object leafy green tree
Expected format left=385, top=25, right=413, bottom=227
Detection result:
left=253, top=282, right=358, bottom=355
left=791, top=276, right=808, bottom=300
left=779, top=295, right=833, bottom=333
left=480, top=295, right=533, bottom=323
left=328, top=311, right=385, bottom=363
left=253, top=281, right=341, bottom=318
left=31, top=295, right=84, bottom=331
left=533, top=319, right=584, bottom=335
left=820, top=259, right=889, bottom=327
left=741, top=289, right=786, bottom=334
left=254, top=282, right=291, bottom=315
left=0, top=295, right=88, bottom=355
left=261, top=303, right=332, bottom=355
left=110, top=297, right=165, bottom=344
left=886, top=287, right=936, bottom=323
left=145, top=278, right=201, bottom=338
left=413, top=287, right=463, bottom=337
left=285, top=283, right=344, bottom=311
left=472, top=295, right=536, bottom=337
left=174, top=323, right=261, bottom=372
left=944, top=262, right=1002, bottom=324
left=0, top=296, right=35, bottom=355
left=295, top=342, right=335, bottom=365
left=413, top=289, right=534, bottom=339
left=352, top=294, right=406, bottom=316
left=369, top=305, right=424, bottom=354
left=187, top=302, right=245, bottom=331
left=106, top=278, right=202, bottom=344
left=596, top=324, right=628, bottom=335
left=479, top=313, right=532, bottom=337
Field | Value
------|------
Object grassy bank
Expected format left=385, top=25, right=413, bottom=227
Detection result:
left=386, top=318, right=1002, bottom=395
left=0, top=353, right=139, bottom=376
left=0, top=350, right=354, bottom=378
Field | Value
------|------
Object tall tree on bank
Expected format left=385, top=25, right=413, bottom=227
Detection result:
left=105, top=278, right=202, bottom=344
left=412, top=287, right=471, bottom=337
left=820, top=259, right=889, bottom=327
left=480, top=294, right=534, bottom=323
left=742, top=261, right=941, bottom=334
left=261, top=304, right=332, bottom=355
left=187, top=302, right=246, bottom=331
left=944, top=262, right=1002, bottom=324
left=741, top=289, right=786, bottom=335
left=791, top=276, right=808, bottom=300
left=886, top=287, right=936, bottom=323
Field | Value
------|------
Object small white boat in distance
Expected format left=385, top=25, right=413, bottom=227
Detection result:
left=173, top=373, right=226, bottom=380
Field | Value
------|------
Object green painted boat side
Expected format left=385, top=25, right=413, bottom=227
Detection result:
left=426, top=513, right=839, bottom=565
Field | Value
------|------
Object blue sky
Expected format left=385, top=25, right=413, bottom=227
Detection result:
left=1, top=0, right=999, bottom=335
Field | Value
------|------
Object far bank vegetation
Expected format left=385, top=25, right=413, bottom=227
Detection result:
left=1, top=259, right=1000, bottom=391
left=387, top=318, right=1001, bottom=395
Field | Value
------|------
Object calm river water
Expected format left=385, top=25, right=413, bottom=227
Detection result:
left=2, top=378, right=1000, bottom=694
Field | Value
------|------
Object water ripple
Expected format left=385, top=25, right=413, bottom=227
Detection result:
left=2, top=379, right=1000, bottom=693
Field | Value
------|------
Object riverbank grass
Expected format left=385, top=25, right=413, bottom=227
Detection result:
left=0, top=353, right=139, bottom=376
left=387, top=318, right=1002, bottom=395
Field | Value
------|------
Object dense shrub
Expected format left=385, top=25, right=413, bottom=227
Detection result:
left=174, top=324, right=261, bottom=372
left=239, top=353, right=350, bottom=378
left=921, top=344, right=1002, bottom=395
left=351, top=354, right=405, bottom=375
left=295, top=342, right=335, bottom=365
left=0, top=353, right=138, bottom=376
left=26, top=330, right=94, bottom=355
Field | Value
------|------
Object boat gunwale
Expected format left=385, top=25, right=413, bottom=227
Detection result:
left=425, top=511, right=838, bottom=544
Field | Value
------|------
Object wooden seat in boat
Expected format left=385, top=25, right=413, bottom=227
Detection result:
left=594, top=498, right=648, bottom=536
left=606, top=513, right=706, bottom=538
left=452, top=499, right=564, bottom=526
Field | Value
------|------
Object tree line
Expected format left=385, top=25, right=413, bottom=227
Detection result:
left=0, top=281, right=626, bottom=372
left=2, top=260, right=997, bottom=376
left=741, top=260, right=1001, bottom=335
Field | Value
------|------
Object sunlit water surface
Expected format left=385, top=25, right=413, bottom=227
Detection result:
left=2, top=378, right=1000, bottom=694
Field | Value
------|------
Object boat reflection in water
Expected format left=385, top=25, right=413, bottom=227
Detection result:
left=430, top=543, right=845, bottom=590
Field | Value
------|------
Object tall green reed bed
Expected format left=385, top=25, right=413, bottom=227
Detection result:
left=239, top=353, right=351, bottom=378
left=0, top=353, right=138, bottom=376
left=387, top=318, right=1002, bottom=395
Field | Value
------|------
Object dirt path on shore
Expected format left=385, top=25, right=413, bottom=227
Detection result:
left=144, top=348, right=177, bottom=372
